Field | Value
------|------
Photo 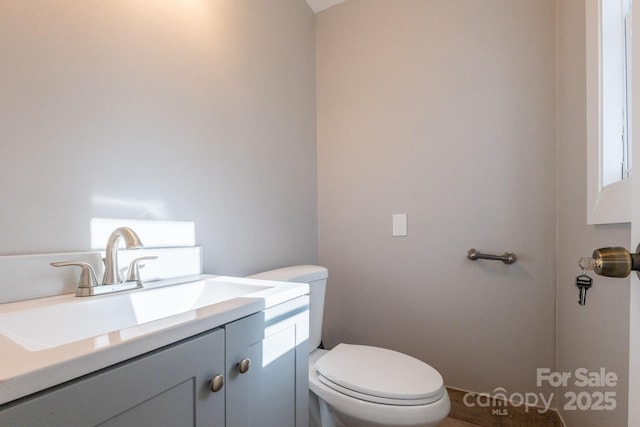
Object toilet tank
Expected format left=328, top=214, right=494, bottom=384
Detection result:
left=248, top=265, right=328, bottom=352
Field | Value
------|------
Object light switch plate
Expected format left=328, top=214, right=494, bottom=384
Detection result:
left=392, top=213, right=408, bottom=237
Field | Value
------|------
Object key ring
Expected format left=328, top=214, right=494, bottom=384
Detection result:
left=578, top=257, right=594, bottom=272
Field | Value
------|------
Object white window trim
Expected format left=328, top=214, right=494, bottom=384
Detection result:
left=586, top=0, right=632, bottom=224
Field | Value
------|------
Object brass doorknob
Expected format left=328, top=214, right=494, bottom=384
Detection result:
left=592, top=247, right=640, bottom=278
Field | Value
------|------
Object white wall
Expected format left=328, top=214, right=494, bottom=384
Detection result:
left=316, top=0, right=557, bottom=396
left=556, top=0, right=630, bottom=425
left=0, top=0, right=318, bottom=276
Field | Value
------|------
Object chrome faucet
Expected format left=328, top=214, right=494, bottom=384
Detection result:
left=51, top=226, right=156, bottom=296
left=102, top=227, right=143, bottom=285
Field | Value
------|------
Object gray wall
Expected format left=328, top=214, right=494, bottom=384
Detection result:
left=316, top=0, right=557, bottom=396
left=0, top=0, right=318, bottom=276
left=1, top=1, right=633, bottom=424
left=556, top=0, right=630, bottom=425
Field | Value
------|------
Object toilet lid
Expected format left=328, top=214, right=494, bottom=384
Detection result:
left=315, top=344, right=445, bottom=406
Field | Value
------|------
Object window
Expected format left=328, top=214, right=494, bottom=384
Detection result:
left=587, top=0, right=633, bottom=224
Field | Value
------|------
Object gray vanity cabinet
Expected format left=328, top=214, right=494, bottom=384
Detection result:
left=226, top=296, right=309, bottom=427
left=0, top=328, right=226, bottom=426
left=0, top=295, right=309, bottom=427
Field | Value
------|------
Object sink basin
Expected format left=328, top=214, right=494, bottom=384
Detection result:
left=0, top=277, right=274, bottom=351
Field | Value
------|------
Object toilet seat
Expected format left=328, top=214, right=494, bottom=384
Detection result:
left=315, top=344, right=445, bottom=406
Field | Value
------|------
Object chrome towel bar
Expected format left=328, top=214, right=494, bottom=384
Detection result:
left=467, top=248, right=517, bottom=265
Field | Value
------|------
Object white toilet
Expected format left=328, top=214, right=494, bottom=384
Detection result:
left=249, top=265, right=450, bottom=427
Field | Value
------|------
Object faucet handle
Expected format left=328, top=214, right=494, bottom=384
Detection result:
left=126, top=256, right=158, bottom=285
left=51, top=261, right=99, bottom=293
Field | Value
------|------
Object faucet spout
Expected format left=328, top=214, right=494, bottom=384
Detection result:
left=103, top=227, right=143, bottom=285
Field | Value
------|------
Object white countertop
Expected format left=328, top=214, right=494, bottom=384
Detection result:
left=0, top=275, right=308, bottom=406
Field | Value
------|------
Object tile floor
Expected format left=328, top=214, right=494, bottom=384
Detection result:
left=445, top=387, right=563, bottom=427
left=441, top=417, right=483, bottom=427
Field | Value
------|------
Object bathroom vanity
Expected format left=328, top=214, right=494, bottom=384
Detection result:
left=0, top=275, right=309, bottom=427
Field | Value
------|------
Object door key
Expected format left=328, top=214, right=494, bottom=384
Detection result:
left=576, top=273, right=593, bottom=306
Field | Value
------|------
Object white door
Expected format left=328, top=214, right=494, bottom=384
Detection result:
left=629, top=6, right=640, bottom=425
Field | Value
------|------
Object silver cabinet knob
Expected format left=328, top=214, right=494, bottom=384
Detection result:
left=237, top=358, right=251, bottom=374
left=210, top=374, right=225, bottom=392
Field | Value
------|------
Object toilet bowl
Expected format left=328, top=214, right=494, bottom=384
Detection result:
left=248, top=266, right=450, bottom=427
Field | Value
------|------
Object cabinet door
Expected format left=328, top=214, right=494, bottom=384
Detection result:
left=225, top=296, right=309, bottom=427
left=0, top=329, right=226, bottom=427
